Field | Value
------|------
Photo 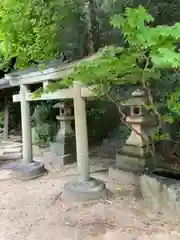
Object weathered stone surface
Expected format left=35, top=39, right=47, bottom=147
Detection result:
left=0, top=140, right=22, bottom=161
left=116, top=154, right=146, bottom=172
left=140, top=169, right=180, bottom=220
left=109, top=166, right=139, bottom=186
left=62, top=177, right=107, bottom=202
left=140, top=174, right=161, bottom=212
left=50, top=137, right=76, bottom=165
left=11, top=161, right=47, bottom=181
left=32, top=145, right=49, bottom=157
left=108, top=166, right=141, bottom=196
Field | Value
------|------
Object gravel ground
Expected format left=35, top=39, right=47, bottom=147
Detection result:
left=0, top=160, right=180, bottom=240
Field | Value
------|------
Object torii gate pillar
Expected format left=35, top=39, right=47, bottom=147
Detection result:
left=11, top=84, right=46, bottom=180
left=63, top=84, right=107, bottom=201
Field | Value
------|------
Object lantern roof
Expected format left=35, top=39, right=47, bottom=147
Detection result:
left=126, top=89, right=148, bottom=106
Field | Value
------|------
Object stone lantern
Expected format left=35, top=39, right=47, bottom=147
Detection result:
left=116, top=89, right=156, bottom=172
left=49, top=101, right=76, bottom=165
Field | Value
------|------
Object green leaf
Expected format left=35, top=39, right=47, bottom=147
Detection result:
left=167, top=89, right=180, bottom=115
left=110, top=14, right=124, bottom=28
left=152, top=132, right=170, bottom=141
left=162, top=115, right=174, bottom=123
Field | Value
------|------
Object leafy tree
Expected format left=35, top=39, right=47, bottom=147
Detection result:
left=50, top=6, right=180, bottom=160
left=1, top=0, right=179, bottom=70
left=0, top=0, right=85, bottom=69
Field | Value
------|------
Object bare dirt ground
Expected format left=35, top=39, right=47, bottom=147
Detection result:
left=0, top=158, right=180, bottom=240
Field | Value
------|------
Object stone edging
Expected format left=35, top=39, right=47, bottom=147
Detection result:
left=139, top=168, right=180, bottom=220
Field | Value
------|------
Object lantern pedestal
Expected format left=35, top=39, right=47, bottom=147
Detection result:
left=50, top=134, right=76, bottom=165
left=48, top=102, right=76, bottom=166
left=116, top=152, right=147, bottom=172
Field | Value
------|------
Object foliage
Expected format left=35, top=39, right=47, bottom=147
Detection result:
left=34, top=123, right=52, bottom=148
left=31, top=104, right=51, bottom=124
left=151, top=70, right=180, bottom=140
left=150, top=0, right=180, bottom=25
left=71, top=6, right=180, bottom=79
left=59, top=6, right=180, bottom=150
left=0, top=0, right=85, bottom=69
left=168, top=88, right=180, bottom=116
left=86, top=100, right=120, bottom=142
left=3, top=0, right=178, bottom=71
left=116, top=123, right=131, bottom=143
left=0, top=0, right=180, bottom=71
left=31, top=103, right=57, bottom=148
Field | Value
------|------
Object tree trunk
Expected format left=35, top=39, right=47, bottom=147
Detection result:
left=84, top=0, right=99, bottom=55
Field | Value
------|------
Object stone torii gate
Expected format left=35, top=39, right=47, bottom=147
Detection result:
left=6, top=57, right=106, bottom=201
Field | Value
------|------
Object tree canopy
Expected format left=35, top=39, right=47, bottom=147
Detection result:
left=0, top=0, right=85, bottom=69
left=56, top=5, right=180, bottom=143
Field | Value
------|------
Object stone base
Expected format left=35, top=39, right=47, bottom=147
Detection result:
left=11, top=161, right=47, bottom=181
left=140, top=168, right=180, bottom=220
left=109, top=166, right=139, bottom=186
left=60, top=153, right=76, bottom=165
left=43, top=152, right=76, bottom=167
left=62, top=177, right=107, bottom=202
left=108, top=166, right=141, bottom=197
left=32, top=145, right=50, bottom=157
left=49, top=141, right=76, bottom=165
left=116, top=153, right=146, bottom=172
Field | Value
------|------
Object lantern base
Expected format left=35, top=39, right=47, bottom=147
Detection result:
left=49, top=140, right=76, bottom=165
left=116, top=153, right=146, bottom=172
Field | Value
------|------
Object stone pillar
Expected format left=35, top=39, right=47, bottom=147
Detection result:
left=63, top=84, right=106, bottom=202
left=20, top=84, right=33, bottom=164
left=3, top=96, right=9, bottom=141
left=49, top=101, right=76, bottom=165
left=73, top=87, right=90, bottom=182
left=116, top=89, right=156, bottom=172
left=11, top=84, right=46, bottom=180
